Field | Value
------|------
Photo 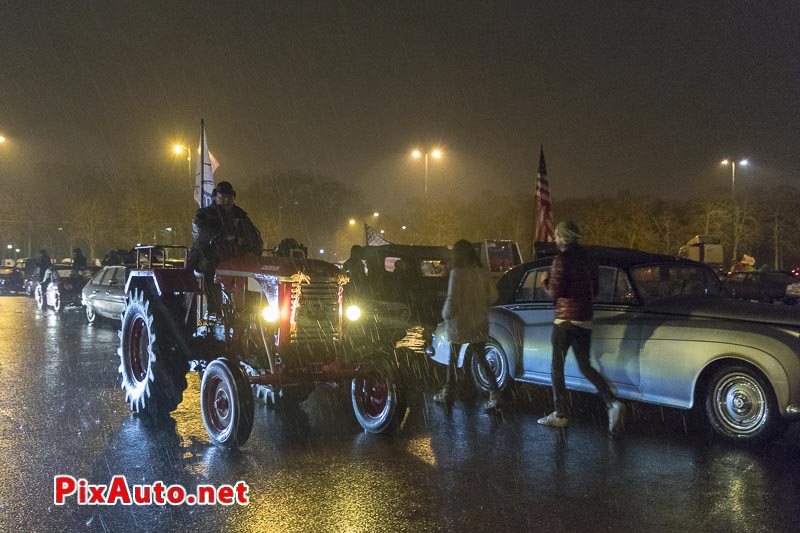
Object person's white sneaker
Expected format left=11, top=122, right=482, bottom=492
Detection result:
left=537, top=411, right=569, bottom=427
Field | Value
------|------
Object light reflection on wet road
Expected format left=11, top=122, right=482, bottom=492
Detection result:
left=1, top=297, right=799, bottom=531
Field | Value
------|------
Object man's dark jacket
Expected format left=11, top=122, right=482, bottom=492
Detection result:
left=188, top=204, right=263, bottom=269
left=544, top=243, right=598, bottom=321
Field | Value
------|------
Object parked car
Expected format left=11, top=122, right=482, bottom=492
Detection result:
left=13, top=258, right=39, bottom=296
left=428, top=246, right=800, bottom=443
left=0, top=267, right=25, bottom=294
left=723, top=271, right=800, bottom=305
left=35, top=266, right=98, bottom=313
left=81, top=265, right=129, bottom=323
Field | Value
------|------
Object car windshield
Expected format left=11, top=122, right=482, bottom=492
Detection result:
left=630, top=263, right=724, bottom=303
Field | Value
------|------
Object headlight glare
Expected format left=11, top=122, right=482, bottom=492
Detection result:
left=261, top=304, right=280, bottom=323
left=345, top=305, right=362, bottom=321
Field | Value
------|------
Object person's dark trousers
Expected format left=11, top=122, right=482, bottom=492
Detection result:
left=444, top=341, right=499, bottom=392
left=551, top=321, right=615, bottom=416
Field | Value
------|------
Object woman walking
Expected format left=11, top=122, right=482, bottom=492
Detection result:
left=434, top=239, right=505, bottom=410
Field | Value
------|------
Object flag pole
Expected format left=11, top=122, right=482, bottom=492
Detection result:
left=199, top=118, right=205, bottom=206
left=530, top=144, right=542, bottom=259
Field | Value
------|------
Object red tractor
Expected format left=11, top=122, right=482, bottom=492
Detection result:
left=117, top=245, right=407, bottom=447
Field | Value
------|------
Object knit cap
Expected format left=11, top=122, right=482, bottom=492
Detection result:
left=555, top=221, right=581, bottom=243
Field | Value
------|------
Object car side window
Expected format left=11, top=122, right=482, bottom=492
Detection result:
left=92, top=269, right=107, bottom=286
left=110, top=267, right=127, bottom=285
left=596, top=267, right=636, bottom=304
left=96, top=268, right=114, bottom=286
left=516, top=267, right=550, bottom=302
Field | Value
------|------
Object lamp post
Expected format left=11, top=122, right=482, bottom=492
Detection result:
left=411, top=148, right=443, bottom=194
left=173, top=144, right=192, bottom=175
left=721, top=158, right=748, bottom=262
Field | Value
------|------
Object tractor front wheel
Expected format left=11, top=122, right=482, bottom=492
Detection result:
left=201, top=358, right=254, bottom=447
left=352, top=353, right=407, bottom=434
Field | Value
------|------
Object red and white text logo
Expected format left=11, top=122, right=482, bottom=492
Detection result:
left=54, top=475, right=249, bottom=506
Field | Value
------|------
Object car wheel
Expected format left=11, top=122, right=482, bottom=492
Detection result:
left=470, top=339, right=511, bottom=394
left=704, top=364, right=786, bottom=443
left=352, top=352, right=407, bottom=434
left=201, top=358, right=254, bottom=448
left=52, top=290, right=62, bottom=313
left=34, top=285, right=43, bottom=309
left=85, top=303, right=97, bottom=324
left=118, top=289, right=188, bottom=414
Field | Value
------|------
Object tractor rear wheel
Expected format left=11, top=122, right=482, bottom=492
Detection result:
left=118, top=289, right=188, bottom=414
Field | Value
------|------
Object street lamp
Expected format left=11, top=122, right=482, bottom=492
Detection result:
left=172, top=144, right=192, bottom=175
left=721, top=158, right=749, bottom=262
left=0, top=136, right=5, bottom=143
left=411, top=148, right=443, bottom=194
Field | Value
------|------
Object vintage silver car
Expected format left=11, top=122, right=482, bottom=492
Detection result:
left=428, top=246, right=800, bottom=443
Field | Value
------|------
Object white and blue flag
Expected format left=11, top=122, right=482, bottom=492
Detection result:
left=194, top=119, right=219, bottom=207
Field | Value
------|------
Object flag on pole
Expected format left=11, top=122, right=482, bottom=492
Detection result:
left=365, top=223, right=391, bottom=246
left=534, top=145, right=555, bottom=243
left=194, top=119, right=218, bottom=208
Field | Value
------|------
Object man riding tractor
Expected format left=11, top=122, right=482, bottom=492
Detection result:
left=186, top=181, right=263, bottom=314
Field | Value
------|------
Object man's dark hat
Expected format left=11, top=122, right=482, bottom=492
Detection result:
left=213, top=181, right=235, bottom=196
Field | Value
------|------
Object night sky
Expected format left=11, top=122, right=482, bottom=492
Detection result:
left=1, top=1, right=798, bottom=206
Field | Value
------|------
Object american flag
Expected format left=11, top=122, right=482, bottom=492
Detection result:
left=534, top=145, right=555, bottom=243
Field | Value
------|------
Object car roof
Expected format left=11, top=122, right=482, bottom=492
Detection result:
left=497, top=245, right=706, bottom=304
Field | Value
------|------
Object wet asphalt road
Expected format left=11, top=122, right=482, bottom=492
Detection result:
left=1, top=296, right=799, bottom=532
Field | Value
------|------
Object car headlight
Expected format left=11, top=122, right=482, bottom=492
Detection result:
left=345, top=305, right=362, bottom=321
left=261, top=304, right=280, bottom=323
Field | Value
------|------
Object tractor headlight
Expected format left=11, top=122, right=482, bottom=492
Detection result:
left=261, top=304, right=280, bottom=323
left=345, top=305, right=362, bottom=321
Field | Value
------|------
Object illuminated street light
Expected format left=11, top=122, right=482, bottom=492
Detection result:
left=172, top=143, right=192, bottom=175
left=411, top=148, right=444, bottom=194
left=0, top=136, right=5, bottom=143
left=721, top=158, right=749, bottom=262
left=349, top=218, right=356, bottom=225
